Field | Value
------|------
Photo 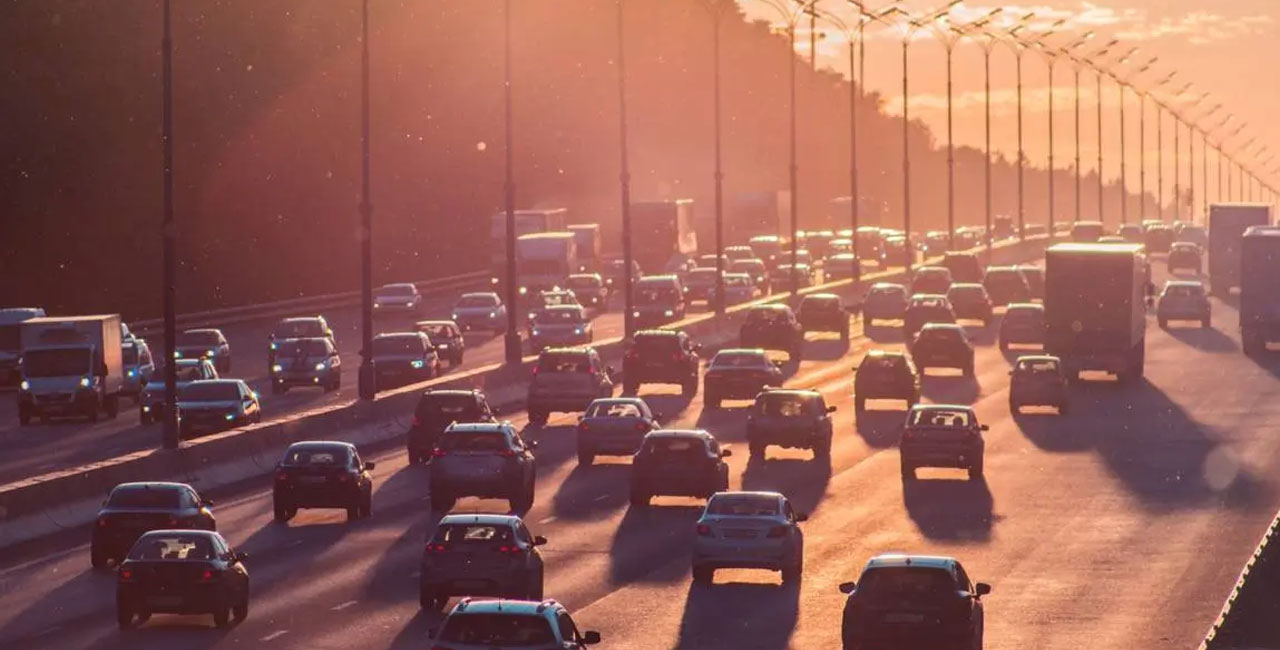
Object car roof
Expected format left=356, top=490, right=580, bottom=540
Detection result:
left=864, top=349, right=905, bottom=358
left=544, top=304, right=584, bottom=312
left=711, top=490, right=783, bottom=501
left=943, top=251, right=977, bottom=258
left=138, top=528, right=222, bottom=541
left=1016, top=354, right=1061, bottom=363
left=416, top=320, right=458, bottom=328
left=438, top=513, right=522, bottom=527
left=644, top=429, right=713, bottom=440
left=802, top=293, right=840, bottom=301
left=378, top=283, right=416, bottom=290
left=188, top=379, right=243, bottom=387
left=634, top=329, right=677, bottom=338
left=1006, top=302, right=1044, bottom=312
left=909, top=403, right=973, bottom=413
left=589, top=397, right=647, bottom=408
left=870, top=282, right=905, bottom=290
left=1164, top=280, right=1205, bottom=288
left=445, top=422, right=511, bottom=433
left=948, top=283, right=985, bottom=291
left=373, top=332, right=422, bottom=339
left=759, top=388, right=820, bottom=398
left=714, top=347, right=767, bottom=356
left=421, top=388, right=480, bottom=398
left=286, top=440, right=356, bottom=452
left=460, top=292, right=500, bottom=300
left=748, top=303, right=790, bottom=311
left=919, top=323, right=963, bottom=332
left=183, top=328, right=222, bottom=335
left=568, top=273, right=602, bottom=280
left=724, top=272, right=752, bottom=280
left=865, top=554, right=958, bottom=570
left=916, top=266, right=949, bottom=273
left=909, top=294, right=949, bottom=303
left=280, top=316, right=324, bottom=324
left=540, top=346, right=591, bottom=356
left=450, top=598, right=560, bottom=616
left=113, top=481, right=191, bottom=492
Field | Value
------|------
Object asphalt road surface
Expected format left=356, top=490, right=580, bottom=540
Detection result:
left=0, top=258, right=1276, bottom=650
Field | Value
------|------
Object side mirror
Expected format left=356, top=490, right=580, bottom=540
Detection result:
left=720, top=448, right=732, bottom=457
left=533, top=535, right=548, bottom=546
left=975, top=582, right=992, bottom=596
left=838, top=581, right=857, bottom=594
left=364, top=461, right=376, bottom=470
left=202, top=499, right=215, bottom=507
left=233, top=551, right=249, bottom=563
left=795, top=513, right=809, bottom=522
left=529, top=440, right=539, bottom=449
left=826, top=405, right=837, bottom=413
left=980, top=424, right=990, bottom=431
left=582, top=631, right=602, bottom=645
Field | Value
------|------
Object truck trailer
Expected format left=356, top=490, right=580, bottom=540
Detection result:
left=631, top=200, right=698, bottom=275
left=567, top=223, right=602, bottom=272
left=1241, top=226, right=1280, bottom=356
left=490, top=208, right=569, bottom=289
left=18, top=314, right=125, bottom=424
left=515, top=232, right=579, bottom=295
left=1044, top=243, right=1148, bottom=382
left=1209, top=203, right=1271, bottom=296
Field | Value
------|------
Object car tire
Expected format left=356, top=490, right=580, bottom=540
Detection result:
left=430, top=491, right=456, bottom=512
left=527, top=569, right=544, bottom=600
left=962, top=361, right=975, bottom=378
left=840, top=326, right=850, bottom=343
left=998, top=339, right=1008, bottom=352
left=420, top=585, right=445, bottom=611
left=629, top=489, right=649, bottom=508
left=91, top=545, right=109, bottom=569
left=135, top=610, right=151, bottom=625
left=510, top=486, right=534, bottom=513
left=814, top=436, right=832, bottom=460
left=528, top=409, right=549, bottom=427
left=116, top=601, right=134, bottom=629
left=854, top=397, right=866, bottom=413
left=1009, top=400, right=1019, bottom=415
left=692, top=565, right=714, bottom=584
left=623, top=382, right=638, bottom=395
left=178, top=422, right=192, bottom=439
left=969, top=456, right=985, bottom=480
left=782, top=555, right=803, bottom=584
left=105, top=396, right=119, bottom=419
left=703, top=392, right=720, bottom=410
left=272, top=501, right=294, bottom=523
left=346, top=504, right=361, bottom=522
left=748, top=441, right=765, bottom=460
left=900, top=459, right=915, bottom=481
left=408, top=449, right=422, bottom=465
left=18, top=406, right=31, bottom=427
left=362, top=492, right=373, bottom=519
left=577, top=449, right=594, bottom=466
left=232, top=590, right=249, bottom=622
left=1057, top=401, right=1069, bottom=416
left=213, top=602, right=231, bottom=627
left=1201, top=317, right=1211, bottom=329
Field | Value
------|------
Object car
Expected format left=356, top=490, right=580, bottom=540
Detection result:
left=1016, top=264, right=1045, bottom=300
left=862, top=283, right=909, bottom=325
left=451, top=292, right=507, bottom=334
left=1098, top=235, right=1127, bottom=243
left=121, top=338, right=157, bottom=399
left=910, top=265, right=953, bottom=295
left=720, top=272, right=762, bottom=304
left=749, top=234, right=786, bottom=267
left=115, top=529, right=249, bottom=629
left=999, top=303, right=1046, bottom=350
left=855, top=227, right=887, bottom=264
left=900, top=404, right=987, bottom=480
left=1009, top=355, right=1068, bottom=414
left=529, top=304, right=593, bottom=352
left=601, top=257, right=642, bottom=294
left=272, top=440, right=374, bottom=522
left=419, top=514, right=548, bottom=611
left=946, top=283, right=994, bottom=325
left=630, top=429, right=731, bottom=506
left=139, top=359, right=218, bottom=424
left=176, top=379, right=261, bottom=438
left=801, top=231, right=836, bottom=258
left=884, top=236, right=911, bottom=267
left=1024, top=223, right=1048, bottom=238
left=371, top=332, right=439, bottom=387
left=1167, top=242, right=1203, bottom=274
left=415, top=320, right=465, bottom=367
left=1071, top=220, right=1105, bottom=242
left=373, top=282, right=422, bottom=313
left=175, top=328, right=231, bottom=373
left=621, top=329, right=700, bottom=396
left=429, top=598, right=601, bottom=649
left=565, top=273, right=608, bottom=309
left=526, top=288, right=580, bottom=323
left=942, top=251, right=983, bottom=283
left=739, top=304, right=803, bottom=359
left=775, top=262, right=815, bottom=288
left=725, top=245, right=756, bottom=261
left=429, top=422, right=537, bottom=511
left=91, top=481, right=216, bottom=569
left=1118, top=223, right=1144, bottom=243
left=853, top=350, right=920, bottom=412
left=824, top=253, right=861, bottom=282
left=1157, top=280, right=1211, bottom=328
left=632, top=275, right=687, bottom=328
left=746, top=388, right=835, bottom=459
left=684, top=267, right=723, bottom=304
left=691, top=491, right=807, bottom=584
left=1177, top=225, right=1208, bottom=247
left=910, top=323, right=975, bottom=376
left=920, top=231, right=949, bottom=258
left=407, top=388, right=495, bottom=464
left=576, top=397, right=660, bottom=465
left=798, top=293, right=850, bottom=341
left=731, top=258, right=771, bottom=292
left=838, top=554, right=990, bottom=650
left=1145, top=224, right=1175, bottom=253
left=269, top=336, right=341, bottom=393
left=268, top=316, right=334, bottom=366
left=526, top=347, right=614, bottom=426
left=703, top=348, right=784, bottom=409
left=697, top=253, right=730, bottom=270
left=903, top=294, right=957, bottom=338
left=982, top=266, right=1032, bottom=307
left=0, top=307, right=45, bottom=387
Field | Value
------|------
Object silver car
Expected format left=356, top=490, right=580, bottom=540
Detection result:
left=139, top=359, right=218, bottom=424
left=575, top=397, right=659, bottom=465
left=121, top=339, right=157, bottom=398
left=175, top=328, right=232, bottom=373
left=529, top=305, right=592, bottom=353
left=691, top=490, right=807, bottom=584
left=451, top=292, right=507, bottom=334
left=1157, top=280, right=1210, bottom=328
left=373, top=282, right=422, bottom=314
left=429, top=598, right=601, bottom=649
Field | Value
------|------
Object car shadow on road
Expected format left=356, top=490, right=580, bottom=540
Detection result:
left=920, top=374, right=980, bottom=405
left=552, top=462, right=631, bottom=521
left=387, top=609, right=447, bottom=650
left=854, top=409, right=905, bottom=448
left=696, top=406, right=751, bottom=444
left=1001, top=346, right=1047, bottom=364
left=1164, top=326, right=1238, bottom=353
left=675, top=578, right=800, bottom=650
left=741, top=455, right=832, bottom=518
left=1013, top=411, right=1096, bottom=452
left=641, top=392, right=697, bottom=425
left=523, top=423, right=580, bottom=478
left=608, top=504, right=702, bottom=585
left=864, top=324, right=905, bottom=344
left=961, top=323, right=996, bottom=346
left=903, top=476, right=995, bottom=541
left=802, top=336, right=849, bottom=361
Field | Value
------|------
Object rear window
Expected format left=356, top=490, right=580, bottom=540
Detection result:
left=862, top=355, right=905, bottom=370
left=535, top=309, right=585, bottom=324
left=283, top=447, right=350, bottom=467
left=276, top=339, right=331, bottom=357
left=180, top=331, right=221, bottom=345
left=745, top=308, right=787, bottom=324
left=128, top=534, right=216, bottom=561
left=919, top=327, right=963, bottom=341
left=274, top=320, right=325, bottom=339
left=440, top=432, right=510, bottom=451
left=373, top=335, right=424, bottom=355
left=179, top=382, right=240, bottom=402
left=123, top=346, right=139, bottom=364
left=457, top=295, right=499, bottom=308
left=1017, top=359, right=1059, bottom=373
left=108, top=486, right=181, bottom=509
left=431, top=524, right=515, bottom=544
left=909, top=409, right=972, bottom=428
left=949, top=287, right=984, bottom=300
left=633, top=335, right=679, bottom=354
left=858, top=567, right=957, bottom=601
left=437, top=613, right=556, bottom=646
left=711, top=352, right=767, bottom=368
left=707, top=494, right=779, bottom=516
left=586, top=401, right=643, bottom=418
left=537, top=353, right=590, bottom=373
left=377, top=284, right=415, bottom=296
left=1163, top=284, right=1204, bottom=298
left=418, top=324, right=456, bottom=339
left=417, top=395, right=479, bottom=420
left=643, top=437, right=706, bottom=456
left=756, top=393, right=817, bottom=416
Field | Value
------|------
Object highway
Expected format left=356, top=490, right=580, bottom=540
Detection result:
left=0, top=259, right=1275, bottom=650
left=0, top=288, right=626, bottom=486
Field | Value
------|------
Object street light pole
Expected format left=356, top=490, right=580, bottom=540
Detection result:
left=707, top=0, right=727, bottom=315
left=616, top=0, right=635, bottom=338
left=160, top=0, right=179, bottom=449
left=998, top=16, right=1060, bottom=240
left=502, top=0, right=522, bottom=364
left=356, top=0, right=377, bottom=401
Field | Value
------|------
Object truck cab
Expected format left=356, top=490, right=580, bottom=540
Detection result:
left=0, top=307, right=46, bottom=387
left=17, top=314, right=125, bottom=424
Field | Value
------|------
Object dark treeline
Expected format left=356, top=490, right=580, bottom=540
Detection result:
left=1, top=0, right=1155, bottom=318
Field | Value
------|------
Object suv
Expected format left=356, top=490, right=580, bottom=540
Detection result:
left=904, top=295, right=957, bottom=339
left=622, top=330, right=700, bottom=396
left=910, top=266, right=953, bottom=296
left=415, top=320, right=465, bottom=367
left=1145, top=223, right=1175, bottom=253
left=1009, top=355, right=1068, bottom=414
left=371, top=332, right=439, bottom=387
left=176, top=328, right=231, bottom=373
left=529, top=305, right=593, bottom=352
left=740, top=304, right=804, bottom=360
left=839, top=554, right=990, bottom=650
left=1157, top=280, right=1211, bottom=328
left=910, top=323, right=975, bottom=376
left=746, top=389, right=836, bottom=460
left=853, top=350, right=920, bottom=412
left=900, top=404, right=987, bottom=480
left=526, top=348, right=614, bottom=426
left=419, top=514, right=548, bottom=610
left=269, top=337, right=341, bottom=393
left=429, top=422, right=537, bottom=511
left=1166, top=242, right=1202, bottom=274
left=566, top=273, right=608, bottom=309
left=942, top=251, right=983, bottom=283
left=430, top=598, right=601, bottom=649
left=272, top=441, right=374, bottom=522
left=633, top=275, right=687, bottom=328
left=798, top=293, right=850, bottom=341
left=91, top=481, right=216, bottom=568
left=981, top=266, right=1032, bottom=307
left=862, top=283, right=909, bottom=325
left=408, top=389, right=495, bottom=464
left=999, top=303, right=1046, bottom=350
left=630, top=430, right=731, bottom=506
left=946, top=283, right=993, bottom=325
left=684, top=267, right=723, bottom=304
left=268, top=316, right=334, bottom=367
left=703, top=348, right=784, bottom=409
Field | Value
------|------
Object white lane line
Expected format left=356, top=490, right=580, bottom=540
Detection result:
left=538, top=516, right=557, bottom=525
left=331, top=600, right=358, bottom=611
left=261, top=630, right=289, bottom=642
left=592, top=494, right=609, bottom=502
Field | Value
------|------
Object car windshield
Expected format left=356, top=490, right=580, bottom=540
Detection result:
left=376, top=284, right=415, bottom=297
left=179, top=331, right=221, bottom=345
left=373, top=336, right=423, bottom=355
left=457, top=295, right=498, bottom=308
left=726, top=275, right=751, bottom=287
left=756, top=393, right=816, bottom=416
left=275, top=320, right=324, bottom=338
left=1006, top=308, right=1043, bottom=323
left=746, top=308, right=787, bottom=324
left=440, top=432, right=510, bottom=451
left=418, top=324, right=455, bottom=339
left=108, top=486, right=181, bottom=509
left=535, top=309, right=584, bottom=324
left=276, top=339, right=330, bottom=357
left=431, top=524, right=515, bottom=544
left=637, top=286, right=679, bottom=304
left=539, top=293, right=575, bottom=307
left=282, top=447, right=349, bottom=466
left=1164, top=285, right=1203, bottom=298
left=537, top=353, right=590, bottom=373
left=179, top=382, right=241, bottom=402
left=1017, top=359, right=1059, bottom=373
left=437, top=614, right=556, bottom=646
left=909, top=409, right=972, bottom=427
left=707, top=493, right=779, bottom=516
left=21, top=348, right=90, bottom=377
left=858, top=567, right=957, bottom=602
left=586, top=401, right=643, bottom=418
left=122, top=346, right=140, bottom=364
left=712, top=352, right=766, bottom=368
left=862, top=355, right=904, bottom=371
left=920, top=328, right=963, bottom=342
left=157, top=365, right=205, bottom=382
left=128, top=534, right=216, bottom=561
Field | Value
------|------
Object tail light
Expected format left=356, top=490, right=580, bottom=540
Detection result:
left=767, top=526, right=789, bottom=538
left=97, top=517, right=109, bottom=528
left=167, top=516, right=181, bottom=527
left=672, top=353, right=682, bottom=361
left=338, top=473, right=351, bottom=483
left=588, top=368, right=597, bottom=376
left=625, top=350, right=640, bottom=360
left=578, top=422, right=589, bottom=432
left=495, top=545, right=523, bottom=554
left=532, top=366, right=540, bottom=376
left=432, top=448, right=448, bottom=458
left=634, top=421, right=648, bottom=432
left=696, top=524, right=713, bottom=537
left=427, top=543, right=448, bottom=553
left=200, top=569, right=214, bottom=581
left=412, top=415, right=420, bottom=427
left=276, top=471, right=290, bottom=483
left=119, top=569, right=134, bottom=581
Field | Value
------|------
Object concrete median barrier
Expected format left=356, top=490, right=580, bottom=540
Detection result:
left=1201, top=508, right=1280, bottom=649
left=0, top=235, right=1054, bottom=552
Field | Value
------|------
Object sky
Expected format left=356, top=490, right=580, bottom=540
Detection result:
left=742, top=0, right=1279, bottom=204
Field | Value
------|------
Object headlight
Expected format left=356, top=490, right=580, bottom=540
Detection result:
left=633, top=311, right=641, bottom=318
left=488, top=311, right=497, bottom=318
left=127, top=369, right=137, bottom=378
left=224, top=413, right=236, bottom=421
left=80, top=376, right=91, bottom=388
left=451, top=313, right=460, bottom=320
left=271, top=364, right=283, bottom=373
left=532, top=329, right=541, bottom=337
left=518, top=287, right=528, bottom=295
left=664, top=309, right=674, bottom=317
left=314, top=362, right=327, bottom=371
left=490, top=277, right=500, bottom=285
left=411, top=359, right=425, bottom=369
left=574, top=327, right=583, bottom=335
left=374, top=303, right=381, bottom=309
left=270, top=342, right=278, bottom=351
left=174, top=350, right=184, bottom=358
left=19, top=380, right=30, bottom=391
left=207, top=349, right=217, bottom=357
left=142, top=405, right=151, bottom=413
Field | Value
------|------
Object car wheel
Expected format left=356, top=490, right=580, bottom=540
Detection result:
left=116, top=601, right=134, bottom=629
left=629, top=489, right=649, bottom=507
left=1057, top=401, right=1069, bottom=416
left=362, top=492, right=373, bottom=518
left=408, top=449, right=422, bottom=465
left=135, top=610, right=151, bottom=624
left=1009, top=400, right=1019, bottom=415
left=900, top=459, right=916, bottom=481
left=430, top=491, right=456, bottom=512
left=854, top=397, right=866, bottom=413
left=213, top=602, right=231, bottom=627
left=1202, top=317, right=1211, bottom=329
left=232, top=590, right=249, bottom=622
left=528, top=409, right=549, bottom=426
left=419, top=585, right=445, bottom=611
left=692, top=565, right=714, bottom=584
left=346, top=504, right=361, bottom=522
left=703, top=393, right=720, bottom=410
left=623, top=382, right=638, bottom=395
left=527, top=569, right=545, bottom=600
left=969, top=456, right=985, bottom=480
left=1158, top=317, right=1168, bottom=328
left=105, top=396, right=119, bottom=419
left=91, top=545, right=109, bottom=569
left=998, top=339, right=1008, bottom=352
left=962, top=362, right=975, bottom=378
left=577, top=449, right=594, bottom=466
left=748, top=441, right=766, bottom=460
left=272, top=500, right=294, bottom=523
left=814, top=436, right=832, bottom=460
left=17, top=406, right=31, bottom=427
left=782, top=555, right=803, bottom=584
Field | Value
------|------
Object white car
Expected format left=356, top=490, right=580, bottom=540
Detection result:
left=691, top=490, right=806, bottom=584
left=373, top=283, right=422, bottom=313
left=719, top=272, right=761, bottom=305
left=451, top=292, right=507, bottom=334
left=430, top=598, right=601, bottom=649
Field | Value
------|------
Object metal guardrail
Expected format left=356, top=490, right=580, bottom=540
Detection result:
left=130, top=271, right=488, bottom=338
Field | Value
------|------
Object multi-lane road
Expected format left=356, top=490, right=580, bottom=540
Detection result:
left=0, top=260, right=1275, bottom=649
left=0, top=288, right=625, bottom=485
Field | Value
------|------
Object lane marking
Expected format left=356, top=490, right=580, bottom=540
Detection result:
left=538, top=516, right=557, bottom=525
left=261, top=630, right=289, bottom=642
left=331, top=600, right=358, bottom=611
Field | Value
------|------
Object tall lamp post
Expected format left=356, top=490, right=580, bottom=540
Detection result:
left=1173, top=92, right=1209, bottom=221
left=160, top=0, right=179, bottom=447
left=1136, top=72, right=1175, bottom=222
left=501, top=0, right=522, bottom=364
left=702, top=0, right=730, bottom=315
left=1186, top=102, right=1221, bottom=224
left=1204, top=113, right=1232, bottom=209
left=356, top=0, right=377, bottom=400
left=615, top=0, right=636, bottom=338
left=1091, top=47, right=1135, bottom=224
left=1064, top=39, right=1117, bottom=223
left=1027, top=32, right=1094, bottom=237
left=1155, top=81, right=1192, bottom=220
left=1106, top=56, right=1156, bottom=225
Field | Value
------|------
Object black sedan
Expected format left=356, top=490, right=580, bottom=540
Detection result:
left=116, top=529, right=249, bottom=628
left=703, top=348, right=784, bottom=409
left=273, top=441, right=375, bottom=522
left=92, top=481, right=216, bottom=569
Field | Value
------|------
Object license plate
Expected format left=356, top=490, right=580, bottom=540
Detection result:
left=147, top=595, right=182, bottom=607
left=724, top=529, right=756, bottom=539
left=296, top=475, right=328, bottom=485
left=885, top=613, right=924, bottom=624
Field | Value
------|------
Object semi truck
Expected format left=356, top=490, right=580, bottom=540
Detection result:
left=1044, top=243, right=1148, bottom=382
left=631, top=200, right=698, bottom=274
left=515, top=232, right=578, bottom=295
left=1209, top=203, right=1271, bottom=296
left=567, top=223, right=602, bottom=272
left=1241, top=226, right=1280, bottom=356
left=0, top=307, right=46, bottom=387
left=490, top=207, right=569, bottom=288
left=17, top=314, right=125, bottom=424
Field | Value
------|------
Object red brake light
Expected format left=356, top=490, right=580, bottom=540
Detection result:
left=578, top=422, right=589, bottom=432
left=696, top=524, right=712, bottom=537
left=119, top=569, right=134, bottom=581
left=532, top=366, right=539, bottom=376
left=672, top=353, right=681, bottom=361
left=412, top=415, right=421, bottom=427
left=625, top=350, right=639, bottom=360
left=432, top=448, right=448, bottom=458
left=767, top=526, right=789, bottom=538
left=167, top=516, right=180, bottom=527
left=200, top=569, right=214, bottom=581
left=97, top=517, right=108, bottom=528
left=338, top=473, right=351, bottom=483
left=276, top=471, right=289, bottom=482
left=635, top=421, right=648, bottom=432
left=496, top=448, right=516, bottom=457
left=428, top=543, right=448, bottom=553
left=496, top=545, right=522, bottom=554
